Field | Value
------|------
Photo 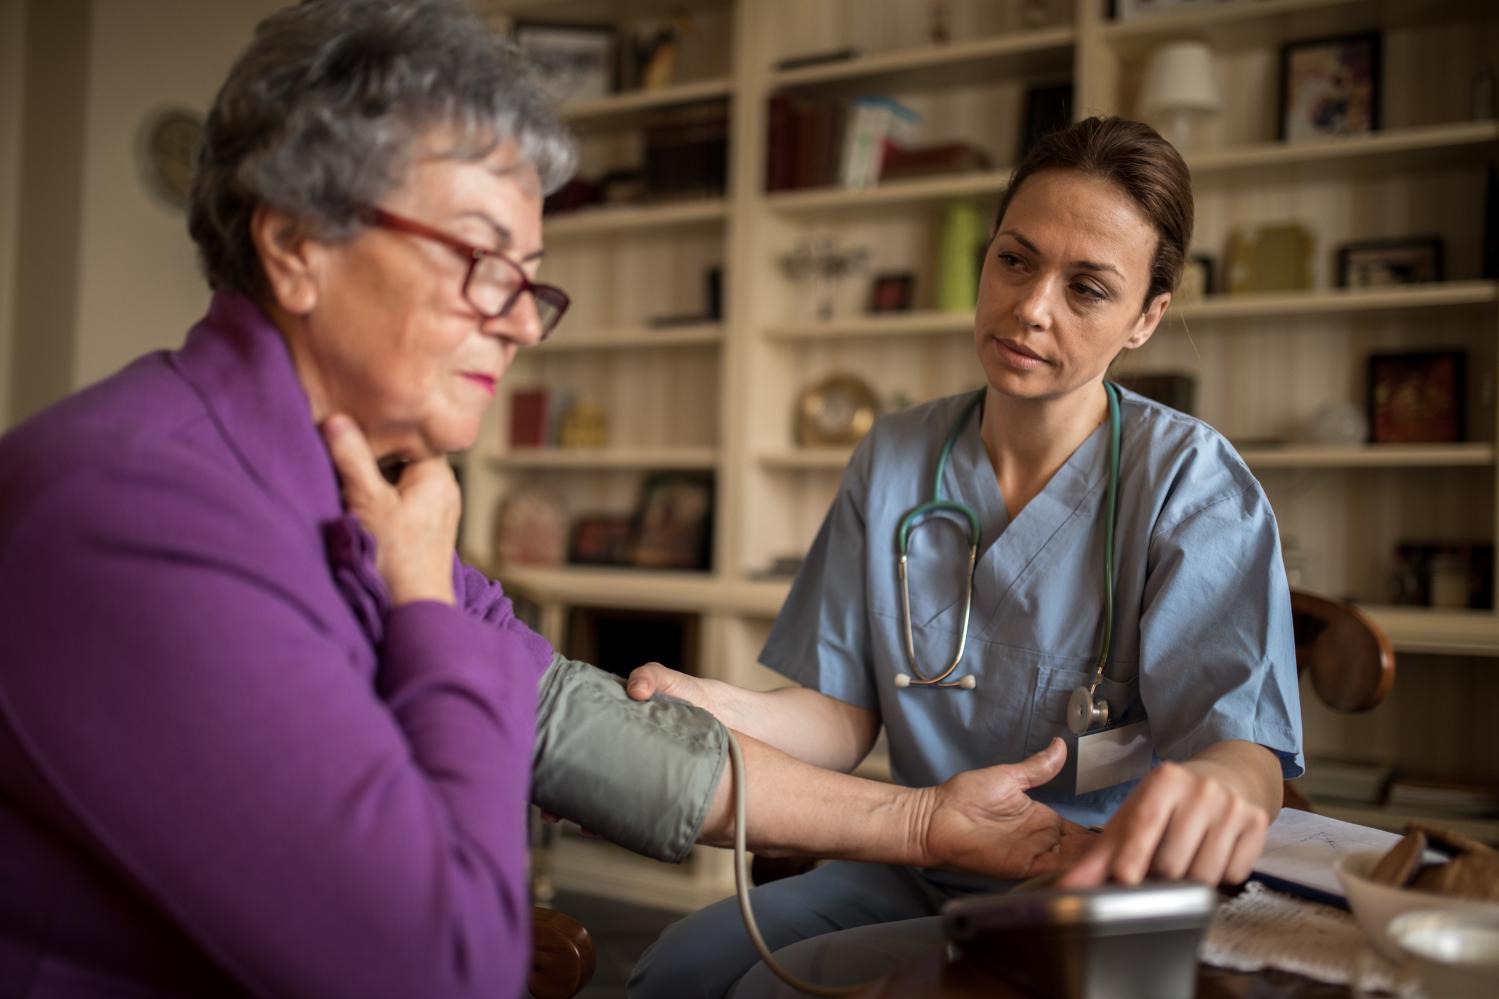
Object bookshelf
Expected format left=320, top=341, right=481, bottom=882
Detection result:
left=468, top=0, right=1499, bottom=903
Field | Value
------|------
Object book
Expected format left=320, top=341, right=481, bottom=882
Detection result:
left=1250, top=807, right=1401, bottom=909
left=837, top=96, right=919, bottom=189
left=509, top=388, right=550, bottom=448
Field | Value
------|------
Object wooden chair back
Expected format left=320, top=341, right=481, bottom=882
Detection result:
left=1284, top=589, right=1396, bottom=811
left=1290, top=589, right=1395, bottom=713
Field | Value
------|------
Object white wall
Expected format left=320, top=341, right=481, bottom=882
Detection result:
left=7, top=0, right=89, bottom=425
left=71, top=0, right=282, bottom=389
left=0, top=0, right=25, bottom=426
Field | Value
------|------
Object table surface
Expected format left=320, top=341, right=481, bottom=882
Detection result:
left=858, top=947, right=1354, bottom=998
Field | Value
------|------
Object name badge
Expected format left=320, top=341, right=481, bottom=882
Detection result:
left=1073, top=719, right=1152, bottom=795
left=1034, top=718, right=1153, bottom=798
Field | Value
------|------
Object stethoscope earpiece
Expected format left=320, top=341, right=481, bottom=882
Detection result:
left=894, top=673, right=911, bottom=688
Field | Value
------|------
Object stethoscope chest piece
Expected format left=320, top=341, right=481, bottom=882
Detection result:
left=1067, top=684, right=1110, bottom=736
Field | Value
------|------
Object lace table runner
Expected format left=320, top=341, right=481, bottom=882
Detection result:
left=1201, top=882, right=1405, bottom=994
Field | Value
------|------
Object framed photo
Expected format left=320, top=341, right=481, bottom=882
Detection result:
left=1279, top=33, right=1381, bottom=142
left=1337, top=236, right=1443, bottom=288
left=632, top=473, right=713, bottom=570
left=868, top=273, right=915, bottom=313
left=1367, top=350, right=1465, bottom=444
left=513, top=21, right=617, bottom=105
left=567, top=514, right=635, bottom=567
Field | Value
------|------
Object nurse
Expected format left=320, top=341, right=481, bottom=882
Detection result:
left=627, top=116, right=1304, bottom=999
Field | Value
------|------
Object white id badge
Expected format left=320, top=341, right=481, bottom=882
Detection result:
left=1073, top=719, right=1152, bottom=795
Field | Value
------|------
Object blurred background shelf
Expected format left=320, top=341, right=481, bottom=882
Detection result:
left=531, top=323, right=723, bottom=354
left=764, top=170, right=1009, bottom=214
left=544, top=199, right=728, bottom=237
left=560, top=77, right=733, bottom=126
left=770, top=26, right=1075, bottom=94
left=1187, top=120, right=1499, bottom=181
left=497, top=565, right=721, bottom=612
left=1314, top=801, right=1499, bottom=844
left=494, top=447, right=719, bottom=470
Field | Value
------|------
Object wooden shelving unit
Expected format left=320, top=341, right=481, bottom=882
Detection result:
left=469, top=0, right=1499, bottom=909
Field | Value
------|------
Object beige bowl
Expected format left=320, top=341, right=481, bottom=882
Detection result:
left=1332, top=851, right=1499, bottom=961
left=1388, top=909, right=1499, bottom=998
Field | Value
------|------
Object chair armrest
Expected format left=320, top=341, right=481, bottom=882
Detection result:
left=529, top=905, right=596, bottom=999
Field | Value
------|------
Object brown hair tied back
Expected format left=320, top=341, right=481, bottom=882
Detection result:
left=994, top=117, right=1194, bottom=311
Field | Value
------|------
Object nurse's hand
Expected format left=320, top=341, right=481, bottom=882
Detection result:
left=925, top=738, right=1097, bottom=879
left=322, top=413, right=459, bottom=606
left=625, top=662, right=720, bottom=716
left=1055, top=744, right=1277, bottom=888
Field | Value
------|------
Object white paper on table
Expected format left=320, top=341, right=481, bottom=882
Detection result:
left=1252, top=807, right=1401, bottom=901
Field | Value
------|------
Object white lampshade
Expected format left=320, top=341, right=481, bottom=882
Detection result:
left=1139, top=40, right=1222, bottom=150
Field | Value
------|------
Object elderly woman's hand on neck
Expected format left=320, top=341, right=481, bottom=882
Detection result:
left=322, top=413, right=459, bottom=606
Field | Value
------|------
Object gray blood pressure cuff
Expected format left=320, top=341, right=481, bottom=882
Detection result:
left=531, top=654, right=728, bottom=864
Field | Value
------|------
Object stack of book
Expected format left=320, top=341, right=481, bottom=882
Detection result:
left=509, top=387, right=574, bottom=449
left=765, top=94, right=920, bottom=192
left=643, top=102, right=728, bottom=200
left=1298, top=758, right=1393, bottom=806
left=1387, top=777, right=1499, bottom=817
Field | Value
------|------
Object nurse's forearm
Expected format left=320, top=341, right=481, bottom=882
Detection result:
left=707, top=684, right=879, bottom=773
left=695, top=728, right=929, bottom=864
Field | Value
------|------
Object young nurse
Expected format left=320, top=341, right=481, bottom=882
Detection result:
left=627, top=116, right=1304, bottom=999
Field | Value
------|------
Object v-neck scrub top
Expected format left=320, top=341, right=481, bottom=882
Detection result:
left=761, top=386, right=1304, bottom=830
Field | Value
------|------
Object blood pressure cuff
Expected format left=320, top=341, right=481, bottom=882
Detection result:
left=531, top=653, right=727, bottom=864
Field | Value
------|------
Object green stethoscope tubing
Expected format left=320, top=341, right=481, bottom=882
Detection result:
left=895, top=381, right=1122, bottom=694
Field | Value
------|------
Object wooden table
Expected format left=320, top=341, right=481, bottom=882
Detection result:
left=859, top=946, right=1354, bottom=997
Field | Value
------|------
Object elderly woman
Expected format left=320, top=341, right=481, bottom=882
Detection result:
left=0, top=2, right=1098, bottom=997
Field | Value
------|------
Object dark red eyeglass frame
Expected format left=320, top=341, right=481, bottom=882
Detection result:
left=365, top=207, right=569, bottom=340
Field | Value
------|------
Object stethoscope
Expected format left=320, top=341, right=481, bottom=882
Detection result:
left=894, top=382, right=1123, bottom=736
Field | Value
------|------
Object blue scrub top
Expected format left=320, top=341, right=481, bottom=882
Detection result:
left=761, top=386, right=1304, bottom=831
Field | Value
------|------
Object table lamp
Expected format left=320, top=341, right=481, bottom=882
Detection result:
left=1139, top=40, right=1222, bottom=153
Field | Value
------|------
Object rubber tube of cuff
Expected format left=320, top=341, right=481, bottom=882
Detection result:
left=726, top=729, right=873, bottom=997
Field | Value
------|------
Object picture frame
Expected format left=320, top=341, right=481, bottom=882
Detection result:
left=632, top=473, right=714, bottom=570
left=1336, top=236, right=1444, bottom=288
left=868, top=273, right=915, bottom=313
left=1279, top=33, right=1381, bottom=142
left=567, top=514, right=636, bottom=567
left=512, top=21, right=617, bottom=105
left=1366, top=350, right=1466, bottom=445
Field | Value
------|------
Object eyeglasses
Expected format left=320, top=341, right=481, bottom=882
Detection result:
left=365, top=207, right=569, bottom=340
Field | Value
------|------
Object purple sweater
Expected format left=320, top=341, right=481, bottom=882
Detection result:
left=0, top=292, right=553, bottom=998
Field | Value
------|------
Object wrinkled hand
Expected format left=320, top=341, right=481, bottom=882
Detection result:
left=924, top=738, right=1097, bottom=879
left=1057, top=760, right=1269, bottom=888
left=625, top=661, right=719, bottom=716
left=322, top=414, right=459, bottom=606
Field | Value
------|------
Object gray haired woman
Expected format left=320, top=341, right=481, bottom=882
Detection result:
left=0, top=2, right=1095, bottom=996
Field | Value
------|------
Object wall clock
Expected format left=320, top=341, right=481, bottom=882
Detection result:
left=139, top=108, right=204, bottom=210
